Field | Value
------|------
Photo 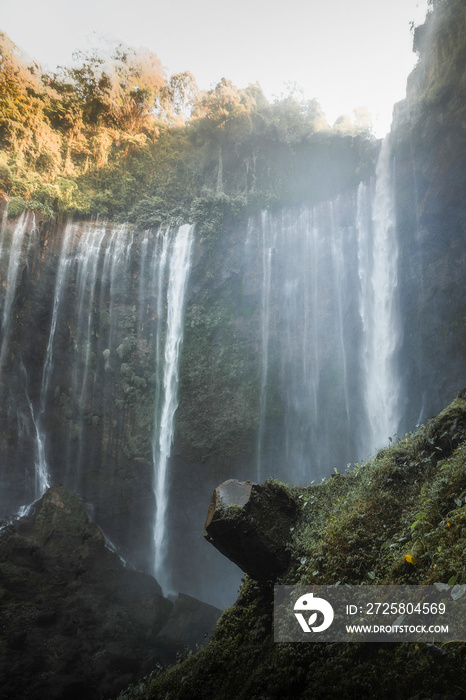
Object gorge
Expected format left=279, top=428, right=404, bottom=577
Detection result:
left=0, top=0, right=466, bottom=696
left=0, top=120, right=464, bottom=609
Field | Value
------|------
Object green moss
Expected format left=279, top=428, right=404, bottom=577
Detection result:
left=116, top=335, right=137, bottom=360
left=176, top=268, right=261, bottom=462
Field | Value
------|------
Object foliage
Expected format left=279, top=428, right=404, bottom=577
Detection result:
left=0, top=30, right=376, bottom=223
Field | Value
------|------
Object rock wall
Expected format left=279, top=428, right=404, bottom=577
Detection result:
left=391, top=0, right=466, bottom=430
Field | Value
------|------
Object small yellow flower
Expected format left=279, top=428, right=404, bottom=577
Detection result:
left=406, top=554, right=416, bottom=565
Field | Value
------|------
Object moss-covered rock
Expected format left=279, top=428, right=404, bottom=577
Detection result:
left=204, top=479, right=298, bottom=581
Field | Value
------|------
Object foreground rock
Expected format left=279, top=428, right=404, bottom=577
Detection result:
left=156, top=593, right=222, bottom=653
left=0, top=485, right=220, bottom=700
left=204, top=479, right=299, bottom=582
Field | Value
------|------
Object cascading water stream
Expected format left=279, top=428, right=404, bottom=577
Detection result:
left=0, top=212, right=29, bottom=378
left=152, top=224, right=193, bottom=593
left=29, top=221, right=76, bottom=502
left=358, top=136, right=400, bottom=453
left=256, top=211, right=275, bottom=482
left=255, top=140, right=400, bottom=480
left=40, top=222, right=74, bottom=413
left=255, top=198, right=360, bottom=480
left=17, top=360, right=50, bottom=514
left=329, top=199, right=351, bottom=422
left=152, top=229, right=170, bottom=448
left=80, top=224, right=134, bottom=473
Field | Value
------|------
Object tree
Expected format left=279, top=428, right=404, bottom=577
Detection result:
left=64, top=43, right=168, bottom=134
left=268, top=85, right=328, bottom=143
left=191, top=79, right=257, bottom=192
left=193, top=78, right=256, bottom=139
left=162, top=71, right=198, bottom=121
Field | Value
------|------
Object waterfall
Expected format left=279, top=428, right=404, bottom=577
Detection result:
left=76, top=223, right=134, bottom=475
left=329, top=200, right=351, bottom=422
left=30, top=221, right=75, bottom=502
left=0, top=160, right=400, bottom=601
left=255, top=197, right=362, bottom=481
left=0, top=211, right=53, bottom=515
left=19, top=360, right=50, bottom=512
left=40, top=222, right=74, bottom=412
left=256, top=211, right=275, bottom=482
left=34, top=220, right=135, bottom=489
left=0, top=216, right=195, bottom=589
left=0, top=212, right=30, bottom=377
left=152, top=224, right=193, bottom=594
left=255, top=142, right=400, bottom=480
left=358, top=137, right=400, bottom=452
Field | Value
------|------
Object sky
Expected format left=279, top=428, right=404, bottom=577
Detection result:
left=2, top=0, right=429, bottom=137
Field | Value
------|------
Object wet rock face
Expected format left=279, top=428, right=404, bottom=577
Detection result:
left=204, top=479, right=299, bottom=582
left=0, top=485, right=220, bottom=700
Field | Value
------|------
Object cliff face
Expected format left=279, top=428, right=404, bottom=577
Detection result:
left=391, top=0, right=466, bottom=429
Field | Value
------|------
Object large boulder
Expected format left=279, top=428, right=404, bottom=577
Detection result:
left=204, top=479, right=299, bottom=582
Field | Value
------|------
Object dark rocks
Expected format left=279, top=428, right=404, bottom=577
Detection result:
left=157, top=593, right=222, bottom=653
left=204, top=479, right=299, bottom=582
left=0, top=485, right=220, bottom=700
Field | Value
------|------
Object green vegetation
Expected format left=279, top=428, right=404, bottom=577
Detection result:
left=119, top=393, right=466, bottom=699
left=289, top=395, right=466, bottom=588
left=0, top=31, right=376, bottom=224
left=177, top=278, right=260, bottom=463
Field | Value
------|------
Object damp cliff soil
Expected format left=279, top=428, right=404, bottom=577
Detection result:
left=119, top=392, right=466, bottom=700
left=0, top=485, right=221, bottom=700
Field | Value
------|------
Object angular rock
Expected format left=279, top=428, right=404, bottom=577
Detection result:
left=204, top=479, right=298, bottom=582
